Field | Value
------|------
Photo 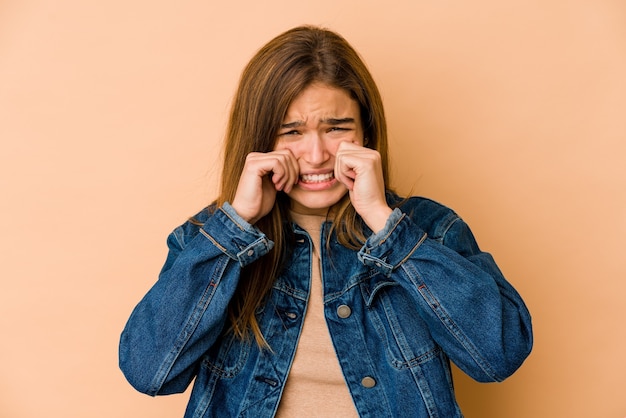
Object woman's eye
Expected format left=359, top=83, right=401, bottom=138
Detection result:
left=279, top=130, right=300, bottom=136
left=328, top=127, right=349, bottom=132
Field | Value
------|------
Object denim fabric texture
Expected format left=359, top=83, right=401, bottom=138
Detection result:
left=119, top=193, right=533, bottom=418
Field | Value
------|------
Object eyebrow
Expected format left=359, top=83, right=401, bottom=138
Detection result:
left=323, top=117, right=356, bottom=125
left=280, top=117, right=356, bottom=129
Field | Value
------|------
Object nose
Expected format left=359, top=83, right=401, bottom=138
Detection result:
left=302, top=134, right=329, bottom=165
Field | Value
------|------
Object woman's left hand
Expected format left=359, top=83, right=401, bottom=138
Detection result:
left=334, top=141, right=393, bottom=233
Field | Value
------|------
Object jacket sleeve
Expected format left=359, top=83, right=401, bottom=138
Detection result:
left=358, top=208, right=533, bottom=382
left=118, top=203, right=273, bottom=396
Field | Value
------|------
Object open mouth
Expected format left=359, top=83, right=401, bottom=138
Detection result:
left=300, top=172, right=335, bottom=184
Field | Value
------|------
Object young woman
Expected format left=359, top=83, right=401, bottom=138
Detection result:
left=119, top=25, right=533, bottom=417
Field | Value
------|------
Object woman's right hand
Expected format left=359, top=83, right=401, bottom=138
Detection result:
left=231, top=150, right=299, bottom=224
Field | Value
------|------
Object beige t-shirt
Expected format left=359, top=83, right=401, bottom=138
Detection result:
left=275, top=212, right=358, bottom=417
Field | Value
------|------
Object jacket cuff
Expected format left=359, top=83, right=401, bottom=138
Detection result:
left=199, top=202, right=274, bottom=267
left=358, top=208, right=427, bottom=277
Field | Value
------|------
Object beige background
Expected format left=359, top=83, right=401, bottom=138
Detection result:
left=1, top=0, right=625, bottom=417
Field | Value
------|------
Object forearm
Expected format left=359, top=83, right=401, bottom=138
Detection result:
left=399, top=242, right=532, bottom=381
left=359, top=209, right=533, bottom=382
left=119, top=204, right=274, bottom=395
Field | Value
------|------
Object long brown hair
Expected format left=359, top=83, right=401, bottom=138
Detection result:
left=215, top=25, right=390, bottom=347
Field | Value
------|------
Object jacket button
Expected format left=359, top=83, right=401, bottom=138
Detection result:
left=337, top=305, right=352, bottom=318
left=361, top=376, right=376, bottom=388
left=247, top=249, right=254, bottom=256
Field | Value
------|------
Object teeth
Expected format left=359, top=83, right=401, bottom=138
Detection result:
left=300, top=172, right=334, bottom=183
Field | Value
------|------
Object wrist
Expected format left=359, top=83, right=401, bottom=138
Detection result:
left=362, top=206, right=393, bottom=234
left=223, top=202, right=256, bottom=227
left=230, top=201, right=256, bottom=225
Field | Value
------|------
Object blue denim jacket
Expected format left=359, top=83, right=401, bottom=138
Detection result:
left=119, top=194, right=532, bottom=417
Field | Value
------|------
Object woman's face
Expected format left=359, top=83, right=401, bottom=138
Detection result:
left=274, top=82, right=364, bottom=215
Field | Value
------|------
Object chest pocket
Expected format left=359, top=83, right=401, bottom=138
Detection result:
left=360, top=273, right=439, bottom=369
